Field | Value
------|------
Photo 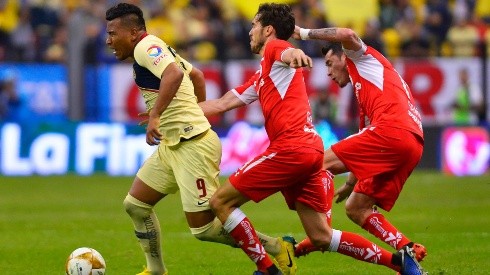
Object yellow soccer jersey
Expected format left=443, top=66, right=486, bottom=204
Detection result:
left=133, top=34, right=210, bottom=146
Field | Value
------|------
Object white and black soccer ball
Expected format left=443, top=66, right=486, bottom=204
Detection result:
left=65, top=247, right=106, bottom=275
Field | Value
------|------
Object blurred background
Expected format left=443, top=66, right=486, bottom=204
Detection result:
left=0, top=0, right=489, bottom=177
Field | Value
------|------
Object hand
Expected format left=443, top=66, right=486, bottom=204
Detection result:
left=145, top=111, right=163, bottom=146
left=291, top=25, right=302, bottom=40
left=290, top=49, right=313, bottom=69
left=138, top=112, right=149, bottom=126
left=334, top=183, right=354, bottom=203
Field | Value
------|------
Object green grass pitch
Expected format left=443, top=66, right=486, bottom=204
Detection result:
left=1, top=170, right=489, bottom=274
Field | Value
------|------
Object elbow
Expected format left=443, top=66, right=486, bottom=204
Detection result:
left=341, top=28, right=358, bottom=43
left=175, top=69, right=185, bottom=83
left=191, top=68, right=205, bottom=82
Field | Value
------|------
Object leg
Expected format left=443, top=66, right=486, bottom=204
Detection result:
left=187, top=198, right=296, bottom=275
left=295, top=202, right=402, bottom=272
left=345, top=191, right=377, bottom=225
left=323, top=147, right=349, bottom=174
left=348, top=191, right=427, bottom=261
left=295, top=202, right=331, bottom=249
left=209, top=181, right=281, bottom=274
left=124, top=176, right=167, bottom=275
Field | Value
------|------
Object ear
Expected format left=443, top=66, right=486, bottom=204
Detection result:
left=340, top=53, right=347, bottom=62
left=130, top=28, right=140, bottom=41
left=264, top=25, right=274, bottom=37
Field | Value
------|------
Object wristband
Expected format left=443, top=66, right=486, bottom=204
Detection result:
left=299, top=28, right=310, bottom=40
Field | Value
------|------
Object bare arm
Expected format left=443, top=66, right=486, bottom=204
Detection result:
left=146, top=62, right=184, bottom=145
left=199, top=90, right=246, bottom=117
left=189, top=67, right=206, bottom=103
left=293, top=25, right=363, bottom=51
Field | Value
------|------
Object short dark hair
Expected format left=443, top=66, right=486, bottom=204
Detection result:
left=256, top=3, right=295, bottom=40
left=321, top=42, right=343, bottom=57
left=105, top=3, right=146, bottom=30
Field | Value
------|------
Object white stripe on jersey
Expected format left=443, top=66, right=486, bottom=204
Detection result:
left=354, top=54, right=384, bottom=92
left=270, top=61, right=295, bottom=99
left=345, top=42, right=384, bottom=92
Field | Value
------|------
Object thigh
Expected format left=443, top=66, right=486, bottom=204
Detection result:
left=171, top=130, right=222, bottom=212
left=323, top=148, right=349, bottom=174
left=128, top=176, right=167, bottom=206
left=353, top=131, right=423, bottom=211
left=331, top=126, right=421, bottom=180
left=230, top=148, right=328, bottom=213
left=185, top=210, right=216, bottom=228
left=295, top=202, right=331, bottom=245
left=282, top=166, right=331, bottom=214
left=136, top=147, right=179, bottom=195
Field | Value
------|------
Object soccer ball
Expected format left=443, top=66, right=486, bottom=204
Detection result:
left=65, top=247, right=106, bottom=275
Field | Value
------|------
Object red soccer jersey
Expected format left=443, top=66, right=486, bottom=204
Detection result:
left=231, top=39, right=323, bottom=151
left=345, top=42, right=424, bottom=139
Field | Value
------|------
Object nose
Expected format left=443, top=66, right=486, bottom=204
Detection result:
left=106, top=36, right=111, bottom=45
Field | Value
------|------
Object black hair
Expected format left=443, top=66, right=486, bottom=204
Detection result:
left=321, top=42, right=343, bottom=57
left=256, top=3, right=295, bottom=40
left=105, top=3, right=146, bottom=30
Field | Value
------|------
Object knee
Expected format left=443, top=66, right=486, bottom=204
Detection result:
left=345, top=201, right=367, bottom=226
left=308, top=228, right=332, bottom=250
left=123, top=194, right=151, bottom=217
left=209, top=195, right=223, bottom=213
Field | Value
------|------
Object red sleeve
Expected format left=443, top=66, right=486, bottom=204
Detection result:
left=263, top=39, right=292, bottom=64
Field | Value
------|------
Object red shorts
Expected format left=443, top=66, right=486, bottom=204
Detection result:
left=229, top=147, right=331, bottom=214
left=331, top=126, right=423, bottom=211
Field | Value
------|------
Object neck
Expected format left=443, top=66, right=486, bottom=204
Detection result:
left=260, top=37, right=278, bottom=56
left=136, top=31, right=148, bottom=44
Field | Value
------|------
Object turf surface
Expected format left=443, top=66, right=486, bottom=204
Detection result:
left=0, top=171, right=489, bottom=274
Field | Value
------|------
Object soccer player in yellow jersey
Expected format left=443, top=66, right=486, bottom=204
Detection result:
left=105, top=3, right=296, bottom=275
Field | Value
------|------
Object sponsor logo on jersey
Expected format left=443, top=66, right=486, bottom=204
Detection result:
left=147, top=45, right=163, bottom=58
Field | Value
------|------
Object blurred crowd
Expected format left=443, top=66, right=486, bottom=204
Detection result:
left=0, top=0, right=489, bottom=64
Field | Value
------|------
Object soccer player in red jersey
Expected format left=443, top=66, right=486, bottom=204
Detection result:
left=200, top=3, right=424, bottom=275
left=292, top=25, right=427, bottom=272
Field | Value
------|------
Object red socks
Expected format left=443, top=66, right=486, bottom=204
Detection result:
left=362, top=212, right=410, bottom=250
left=224, top=208, right=274, bottom=272
left=333, top=230, right=398, bottom=270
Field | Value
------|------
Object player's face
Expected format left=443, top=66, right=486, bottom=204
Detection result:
left=324, top=49, right=349, bottom=87
left=106, top=18, right=135, bottom=61
left=249, top=15, right=266, bottom=54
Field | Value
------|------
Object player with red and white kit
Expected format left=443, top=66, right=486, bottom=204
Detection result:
left=292, top=25, right=427, bottom=275
left=200, top=3, right=424, bottom=275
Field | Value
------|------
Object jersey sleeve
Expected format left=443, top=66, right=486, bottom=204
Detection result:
left=263, top=39, right=292, bottom=65
left=344, top=40, right=368, bottom=61
left=231, top=70, right=259, bottom=104
left=167, top=45, right=193, bottom=75
left=134, top=40, right=175, bottom=79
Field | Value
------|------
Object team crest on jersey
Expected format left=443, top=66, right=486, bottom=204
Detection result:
left=354, top=82, right=361, bottom=101
left=147, top=45, right=164, bottom=58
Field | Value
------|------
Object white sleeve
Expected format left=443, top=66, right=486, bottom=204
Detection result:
left=344, top=40, right=368, bottom=61
left=231, top=88, right=258, bottom=105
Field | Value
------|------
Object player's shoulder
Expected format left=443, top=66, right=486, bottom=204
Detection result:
left=134, top=35, right=170, bottom=61
left=267, top=39, right=292, bottom=49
